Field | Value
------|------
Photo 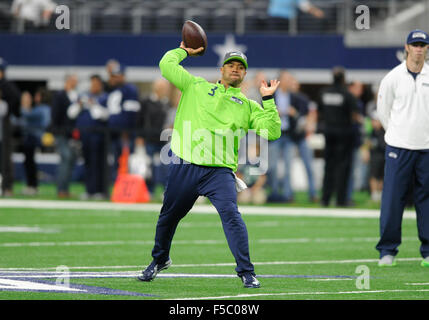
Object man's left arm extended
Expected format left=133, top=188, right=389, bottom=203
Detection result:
left=248, top=79, right=281, bottom=140
left=249, top=97, right=281, bottom=140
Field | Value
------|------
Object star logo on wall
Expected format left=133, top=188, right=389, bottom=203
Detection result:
left=213, top=34, right=247, bottom=67
left=396, top=50, right=405, bottom=62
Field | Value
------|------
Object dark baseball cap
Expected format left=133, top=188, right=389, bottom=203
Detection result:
left=223, top=51, right=248, bottom=69
left=406, top=29, right=429, bottom=45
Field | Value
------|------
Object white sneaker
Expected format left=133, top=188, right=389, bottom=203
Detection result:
left=80, top=193, right=90, bottom=200
left=378, top=255, right=396, bottom=267
left=91, top=193, right=108, bottom=200
left=371, top=191, right=382, bottom=202
left=22, top=187, right=38, bottom=196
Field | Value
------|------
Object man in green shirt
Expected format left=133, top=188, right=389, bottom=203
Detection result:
left=138, top=42, right=281, bottom=288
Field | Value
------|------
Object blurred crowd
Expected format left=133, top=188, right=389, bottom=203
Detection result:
left=0, top=55, right=387, bottom=206
left=3, top=0, right=341, bottom=34
left=236, top=66, right=386, bottom=207
left=0, top=58, right=180, bottom=200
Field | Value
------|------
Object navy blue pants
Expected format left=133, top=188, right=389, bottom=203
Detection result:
left=81, top=133, right=106, bottom=195
left=376, top=145, right=429, bottom=258
left=151, top=153, right=254, bottom=275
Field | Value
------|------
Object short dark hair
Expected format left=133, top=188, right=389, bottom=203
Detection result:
left=90, top=74, right=103, bottom=83
left=34, top=87, right=51, bottom=104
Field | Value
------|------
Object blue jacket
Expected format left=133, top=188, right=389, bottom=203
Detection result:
left=274, top=91, right=309, bottom=141
left=21, top=104, right=51, bottom=142
left=74, top=92, right=108, bottom=129
left=107, top=83, right=140, bottom=130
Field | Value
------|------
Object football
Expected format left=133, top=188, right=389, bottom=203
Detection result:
left=182, top=20, right=208, bottom=56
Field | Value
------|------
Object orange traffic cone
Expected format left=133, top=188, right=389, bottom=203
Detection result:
left=117, top=145, right=130, bottom=175
left=111, top=145, right=151, bottom=203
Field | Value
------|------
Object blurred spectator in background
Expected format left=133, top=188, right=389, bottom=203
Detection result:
left=365, top=91, right=385, bottom=203
left=346, top=80, right=365, bottom=205
left=106, top=62, right=140, bottom=181
left=136, top=78, right=171, bottom=193
left=51, top=73, right=79, bottom=198
left=368, top=109, right=386, bottom=203
left=0, top=92, right=8, bottom=195
left=289, top=73, right=318, bottom=137
left=318, top=66, right=360, bottom=207
left=11, top=0, right=57, bottom=32
left=19, top=88, right=51, bottom=195
left=243, top=71, right=267, bottom=102
left=68, top=74, right=109, bottom=200
left=267, top=0, right=324, bottom=31
left=237, top=142, right=267, bottom=205
left=0, top=57, right=21, bottom=196
left=164, top=87, right=181, bottom=130
left=267, top=70, right=317, bottom=203
left=104, top=59, right=120, bottom=93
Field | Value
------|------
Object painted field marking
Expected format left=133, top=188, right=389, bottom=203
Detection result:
left=0, top=226, right=59, bottom=233
left=173, top=289, right=429, bottom=300
left=0, top=278, right=83, bottom=292
left=0, top=236, right=419, bottom=248
left=0, top=271, right=356, bottom=280
left=405, top=283, right=429, bottom=286
left=0, top=257, right=422, bottom=271
left=8, top=221, right=279, bottom=230
left=307, top=278, right=354, bottom=281
left=0, top=199, right=417, bottom=219
left=0, top=277, right=155, bottom=297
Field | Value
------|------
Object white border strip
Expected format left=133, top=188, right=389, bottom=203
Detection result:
left=0, top=257, right=422, bottom=271
left=0, top=236, right=419, bottom=248
left=0, top=199, right=417, bottom=219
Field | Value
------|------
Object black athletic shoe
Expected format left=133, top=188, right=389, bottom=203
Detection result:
left=138, top=259, right=172, bottom=282
left=240, top=272, right=260, bottom=288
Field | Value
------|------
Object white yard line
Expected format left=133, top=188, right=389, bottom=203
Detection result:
left=0, top=221, right=279, bottom=230
left=307, top=278, right=354, bottom=281
left=0, top=199, right=417, bottom=219
left=0, top=257, right=422, bottom=271
left=173, top=289, right=429, bottom=300
left=0, top=272, right=239, bottom=279
left=0, top=226, right=59, bottom=233
left=0, top=236, right=418, bottom=248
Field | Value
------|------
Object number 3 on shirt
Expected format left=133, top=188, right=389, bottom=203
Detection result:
left=208, top=87, right=218, bottom=96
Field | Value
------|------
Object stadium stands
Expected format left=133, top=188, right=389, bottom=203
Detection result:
left=0, top=0, right=406, bottom=35
left=1, top=0, right=425, bottom=36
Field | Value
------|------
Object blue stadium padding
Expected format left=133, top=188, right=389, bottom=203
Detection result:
left=0, top=34, right=402, bottom=70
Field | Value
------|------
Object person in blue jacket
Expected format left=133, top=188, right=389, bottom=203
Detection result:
left=68, top=74, right=109, bottom=199
left=20, top=88, right=51, bottom=195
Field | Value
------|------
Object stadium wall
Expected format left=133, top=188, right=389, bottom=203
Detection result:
left=3, top=33, right=403, bottom=89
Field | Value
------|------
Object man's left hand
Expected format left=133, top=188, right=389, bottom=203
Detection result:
left=259, top=79, right=280, bottom=97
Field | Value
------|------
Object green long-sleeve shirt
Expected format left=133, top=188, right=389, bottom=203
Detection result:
left=159, top=48, right=281, bottom=171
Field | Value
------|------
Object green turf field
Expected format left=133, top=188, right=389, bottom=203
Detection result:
left=0, top=198, right=428, bottom=300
